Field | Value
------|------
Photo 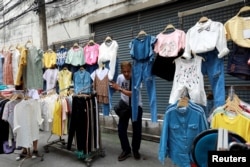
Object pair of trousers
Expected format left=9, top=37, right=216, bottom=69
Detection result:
left=67, top=96, right=88, bottom=152
left=118, top=106, right=143, bottom=153
left=132, top=60, right=157, bottom=122
left=198, top=49, right=225, bottom=108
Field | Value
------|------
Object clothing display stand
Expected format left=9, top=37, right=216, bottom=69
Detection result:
left=43, top=88, right=105, bottom=167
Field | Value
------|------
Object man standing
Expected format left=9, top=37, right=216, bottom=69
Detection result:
left=110, top=61, right=143, bottom=161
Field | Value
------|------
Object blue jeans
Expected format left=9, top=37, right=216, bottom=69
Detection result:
left=131, top=60, right=157, bottom=122
left=199, top=49, right=225, bottom=108
left=118, top=106, right=143, bottom=153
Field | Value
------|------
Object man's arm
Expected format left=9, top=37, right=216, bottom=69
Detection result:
left=110, top=81, right=132, bottom=97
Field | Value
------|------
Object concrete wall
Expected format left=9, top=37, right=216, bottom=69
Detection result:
left=0, top=0, right=174, bottom=48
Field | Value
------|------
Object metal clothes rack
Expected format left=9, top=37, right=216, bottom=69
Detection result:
left=43, top=86, right=105, bottom=167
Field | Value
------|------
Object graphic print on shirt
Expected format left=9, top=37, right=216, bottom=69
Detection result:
left=175, top=60, right=199, bottom=89
left=121, top=81, right=129, bottom=90
left=159, top=40, right=177, bottom=56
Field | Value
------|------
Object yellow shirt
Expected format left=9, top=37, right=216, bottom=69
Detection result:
left=52, top=99, right=62, bottom=136
left=211, top=112, right=250, bottom=142
left=43, top=51, right=57, bottom=68
left=15, top=46, right=27, bottom=86
left=224, top=14, right=250, bottom=48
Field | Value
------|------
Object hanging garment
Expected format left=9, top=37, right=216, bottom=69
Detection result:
left=158, top=100, right=208, bottom=167
left=129, top=35, right=158, bottom=122
left=24, top=46, right=43, bottom=89
left=0, top=99, right=10, bottom=154
left=211, top=108, right=250, bottom=143
left=67, top=95, right=99, bottom=154
left=43, top=51, right=57, bottom=69
left=0, top=53, right=3, bottom=84
left=169, top=55, right=207, bottom=107
left=52, top=99, right=62, bottom=136
left=224, top=6, right=250, bottom=48
left=154, top=29, right=186, bottom=57
left=56, top=47, right=68, bottom=70
left=58, top=69, right=72, bottom=96
left=199, top=49, right=225, bottom=108
left=2, top=51, right=14, bottom=85
left=91, top=68, right=109, bottom=104
left=65, top=46, right=85, bottom=66
left=43, top=68, right=59, bottom=90
left=183, top=19, right=229, bottom=59
left=10, top=49, right=20, bottom=85
left=73, top=69, right=91, bottom=94
left=98, top=40, right=118, bottom=81
left=152, top=29, right=185, bottom=81
left=227, top=44, right=250, bottom=80
left=15, top=46, right=27, bottom=86
left=84, top=43, right=99, bottom=74
left=13, top=99, right=43, bottom=148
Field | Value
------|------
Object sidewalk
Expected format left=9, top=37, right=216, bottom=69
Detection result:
left=0, top=131, right=175, bottom=167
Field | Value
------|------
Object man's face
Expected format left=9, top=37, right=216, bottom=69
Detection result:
left=121, top=66, right=131, bottom=80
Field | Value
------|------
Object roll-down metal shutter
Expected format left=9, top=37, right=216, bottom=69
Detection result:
left=91, top=0, right=250, bottom=115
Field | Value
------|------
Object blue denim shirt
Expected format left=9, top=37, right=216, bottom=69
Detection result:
left=129, top=35, right=157, bottom=62
left=73, top=70, right=91, bottom=94
left=158, top=102, right=208, bottom=167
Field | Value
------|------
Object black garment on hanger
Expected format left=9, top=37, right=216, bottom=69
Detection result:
left=0, top=99, right=10, bottom=154
left=152, top=48, right=183, bottom=81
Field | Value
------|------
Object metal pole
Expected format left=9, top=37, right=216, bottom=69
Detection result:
left=38, top=0, right=48, bottom=50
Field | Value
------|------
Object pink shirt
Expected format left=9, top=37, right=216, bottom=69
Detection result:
left=154, top=29, right=186, bottom=57
left=84, top=43, right=100, bottom=65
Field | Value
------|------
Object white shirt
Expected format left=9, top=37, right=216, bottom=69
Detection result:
left=13, top=99, right=43, bottom=148
left=116, top=74, right=142, bottom=106
left=183, top=19, right=229, bottom=59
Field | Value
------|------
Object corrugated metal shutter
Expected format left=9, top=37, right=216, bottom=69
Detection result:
left=91, top=0, right=250, bottom=115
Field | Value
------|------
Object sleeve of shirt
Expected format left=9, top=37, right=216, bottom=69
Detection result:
left=154, top=34, right=160, bottom=53
left=216, top=22, right=230, bottom=59
left=180, top=30, right=186, bottom=50
left=182, top=29, right=192, bottom=59
left=108, top=41, right=118, bottom=81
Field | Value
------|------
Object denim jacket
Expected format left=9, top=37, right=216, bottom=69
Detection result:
left=158, top=101, right=208, bottom=167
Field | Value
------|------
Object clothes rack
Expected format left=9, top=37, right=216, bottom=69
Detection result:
left=43, top=92, right=105, bottom=167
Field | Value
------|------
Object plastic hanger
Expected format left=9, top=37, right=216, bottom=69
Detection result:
left=236, top=6, right=250, bottom=16
left=177, top=96, right=189, bottom=107
left=199, top=16, right=209, bottom=23
left=137, top=30, right=147, bottom=38
left=164, top=24, right=175, bottom=30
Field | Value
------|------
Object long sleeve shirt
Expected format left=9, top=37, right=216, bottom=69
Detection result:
left=98, top=40, right=118, bottom=81
left=183, top=19, right=229, bottom=59
left=65, top=47, right=85, bottom=66
left=158, top=101, right=208, bottom=167
left=73, top=69, right=91, bottom=94
left=154, top=29, right=186, bottom=57
left=15, top=46, right=27, bottom=86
